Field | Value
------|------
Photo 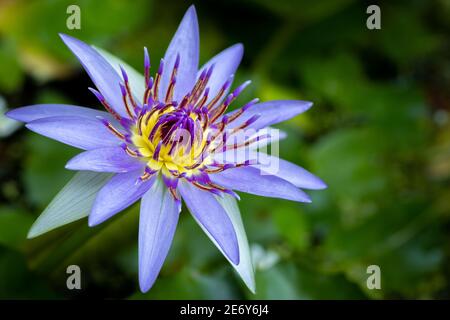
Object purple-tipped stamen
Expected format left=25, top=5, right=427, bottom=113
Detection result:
left=144, top=47, right=151, bottom=84
left=120, top=65, right=129, bottom=83
left=153, top=141, right=163, bottom=160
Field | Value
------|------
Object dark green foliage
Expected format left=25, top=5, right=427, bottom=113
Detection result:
left=0, top=0, right=449, bottom=299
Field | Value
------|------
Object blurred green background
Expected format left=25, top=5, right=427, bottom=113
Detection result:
left=0, top=0, right=449, bottom=299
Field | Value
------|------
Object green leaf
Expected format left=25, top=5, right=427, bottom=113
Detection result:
left=244, top=0, right=355, bottom=23
left=273, top=205, right=309, bottom=250
left=93, top=46, right=146, bottom=100
left=0, top=41, right=24, bottom=93
left=0, top=208, right=33, bottom=249
left=27, top=171, right=112, bottom=238
left=376, top=7, right=442, bottom=66
left=310, top=127, right=389, bottom=203
left=0, top=247, right=59, bottom=299
left=0, top=0, right=151, bottom=80
left=130, top=267, right=205, bottom=299
left=251, top=263, right=300, bottom=299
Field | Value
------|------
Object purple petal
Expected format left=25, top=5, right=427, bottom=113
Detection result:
left=178, top=181, right=239, bottom=264
left=139, top=179, right=180, bottom=292
left=59, top=34, right=128, bottom=118
left=254, top=152, right=327, bottom=190
left=213, top=128, right=287, bottom=163
left=197, top=43, right=243, bottom=106
left=89, top=170, right=156, bottom=226
left=65, top=147, right=144, bottom=173
left=227, top=100, right=313, bottom=131
left=213, top=148, right=326, bottom=190
left=210, top=166, right=312, bottom=203
left=5, top=104, right=114, bottom=123
left=25, top=116, right=121, bottom=150
left=160, top=5, right=199, bottom=102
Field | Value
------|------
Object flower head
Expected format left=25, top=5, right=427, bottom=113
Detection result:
left=6, top=5, right=326, bottom=293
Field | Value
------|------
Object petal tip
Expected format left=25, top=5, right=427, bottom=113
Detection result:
left=24, top=121, right=36, bottom=130
left=296, top=190, right=312, bottom=203
left=59, top=33, right=73, bottom=44
left=26, top=228, right=39, bottom=239
left=64, top=160, right=76, bottom=171
left=4, top=109, right=22, bottom=122
left=316, top=179, right=328, bottom=190
left=231, top=43, right=244, bottom=56
left=139, top=285, right=150, bottom=294
left=290, top=100, right=313, bottom=113
left=26, top=221, right=48, bottom=239
left=186, top=4, right=197, bottom=15
left=306, top=101, right=313, bottom=109
left=229, top=247, right=240, bottom=265
left=138, top=273, right=157, bottom=293
left=25, top=118, right=47, bottom=132
left=247, top=282, right=256, bottom=294
left=181, top=5, right=198, bottom=27
left=88, top=214, right=101, bottom=227
left=301, top=190, right=313, bottom=203
left=306, top=176, right=328, bottom=190
left=185, top=5, right=199, bottom=28
left=230, top=255, right=240, bottom=266
left=139, top=280, right=151, bottom=293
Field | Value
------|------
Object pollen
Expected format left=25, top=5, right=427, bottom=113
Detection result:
left=131, top=103, right=212, bottom=178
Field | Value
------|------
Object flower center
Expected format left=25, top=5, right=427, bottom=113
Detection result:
left=92, top=49, right=261, bottom=198
left=131, top=104, right=212, bottom=178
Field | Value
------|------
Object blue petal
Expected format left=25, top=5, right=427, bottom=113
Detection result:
left=254, top=152, right=327, bottom=190
left=139, top=178, right=180, bottom=292
left=160, top=5, right=199, bottom=102
left=210, top=166, right=312, bottom=202
left=227, top=100, right=313, bottom=131
left=197, top=43, right=243, bottom=106
left=5, top=104, right=114, bottom=123
left=93, top=46, right=146, bottom=102
left=66, top=147, right=144, bottom=173
left=179, top=181, right=239, bottom=264
left=59, top=34, right=128, bottom=118
left=89, top=170, right=156, bottom=226
left=25, top=116, right=121, bottom=150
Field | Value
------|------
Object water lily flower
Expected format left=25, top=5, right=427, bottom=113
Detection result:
left=6, top=5, right=326, bottom=293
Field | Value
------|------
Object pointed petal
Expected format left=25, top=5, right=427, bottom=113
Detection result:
left=93, top=46, right=146, bottom=102
left=227, top=100, right=313, bottom=131
left=215, top=127, right=287, bottom=161
left=160, top=5, right=199, bottom=101
left=179, top=181, right=239, bottom=264
left=215, top=194, right=255, bottom=293
left=27, top=172, right=113, bottom=238
left=59, top=34, right=128, bottom=117
left=139, top=178, right=180, bottom=292
left=89, top=170, right=156, bottom=226
left=66, top=147, right=144, bottom=173
left=210, top=166, right=312, bottom=203
left=249, top=127, right=287, bottom=150
left=197, top=43, right=243, bottom=105
left=25, top=116, right=121, bottom=150
left=213, top=149, right=326, bottom=190
left=255, top=152, right=327, bottom=190
left=5, top=104, right=114, bottom=123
